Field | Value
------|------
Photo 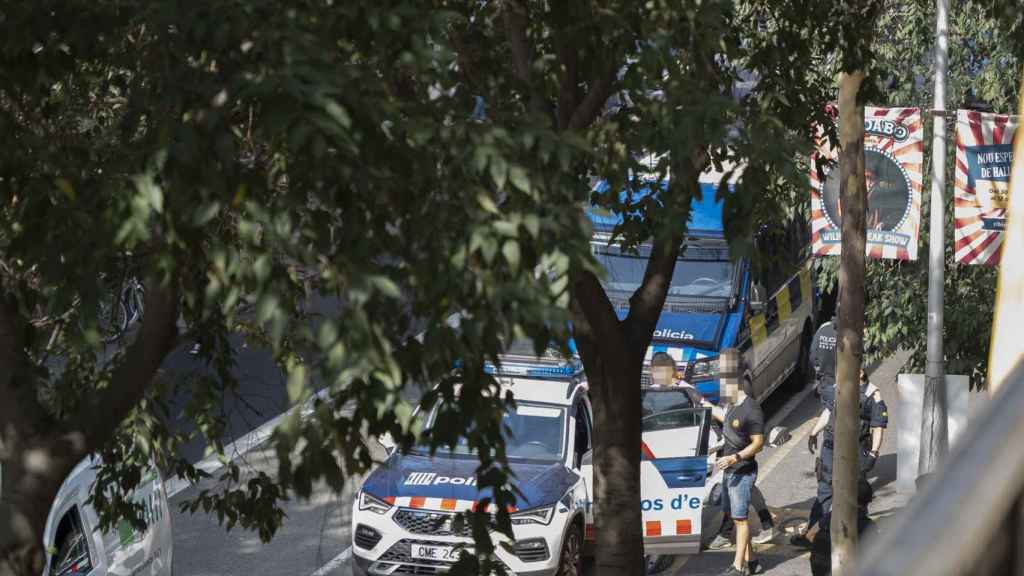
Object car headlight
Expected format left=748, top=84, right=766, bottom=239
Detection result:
left=358, top=491, right=393, bottom=515
left=691, top=358, right=720, bottom=381
left=510, top=505, right=555, bottom=526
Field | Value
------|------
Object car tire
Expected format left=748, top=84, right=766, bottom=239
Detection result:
left=557, top=526, right=583, bottom=576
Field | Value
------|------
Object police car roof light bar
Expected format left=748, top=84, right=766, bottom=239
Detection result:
left=484, top=352, right=584, bottom=380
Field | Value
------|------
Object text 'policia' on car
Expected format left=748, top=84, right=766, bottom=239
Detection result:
left=350, top=341, right=717, bottom=576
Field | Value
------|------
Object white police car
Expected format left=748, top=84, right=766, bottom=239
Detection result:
left=352, top=343, right=719, bottom=575
left=42, top=457, right=173, bottom=576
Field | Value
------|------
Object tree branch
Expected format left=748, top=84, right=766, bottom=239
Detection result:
left=571, top=267, right=623, bottom=345
left=623, top=151, right=707, bottom=353
left=74, top=278, right=180, bottom=454
left=552, top=0, right=581, bottom=131
left=501, top=0, right=552, bottom=120
left=567, top=62, right=619, bottom=131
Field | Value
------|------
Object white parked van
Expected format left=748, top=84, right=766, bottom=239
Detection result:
left=42, top=458, right=173, bottom=576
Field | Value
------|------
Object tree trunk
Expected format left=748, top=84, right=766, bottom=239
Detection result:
left=571, top=263, right=644, bottom=576
left=0, top=281, right=179, bottom=576
left=575, top=326, right=645, bottom=576
left=831, top=70, right=867, bottom=574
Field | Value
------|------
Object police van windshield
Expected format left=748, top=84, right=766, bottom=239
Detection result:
left=415, top=402, right=567, bottom=462
left=594, top=248, right=735, bottom=299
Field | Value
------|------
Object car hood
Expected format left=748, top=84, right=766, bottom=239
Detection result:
left=360, top=453, right=577, bottom=510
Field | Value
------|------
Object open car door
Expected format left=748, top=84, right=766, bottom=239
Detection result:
left=639, top=403, right=711, bottom=555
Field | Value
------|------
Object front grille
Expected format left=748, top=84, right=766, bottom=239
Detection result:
left=393, top=509, right=471, bottom=537
left=515, top=547, right=549, bottom=562
left=379, top=539, right=510, bottom=575
left=355, top=524, right=382, bottom=549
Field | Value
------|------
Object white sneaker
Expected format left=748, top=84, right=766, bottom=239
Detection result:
left=752, top=527, right=775, bottom=545
left=708, top=534, right=733, bottom=550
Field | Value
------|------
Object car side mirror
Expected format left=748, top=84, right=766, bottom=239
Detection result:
left=768, top=426, right=791, bottom=448
left=377, top=432, right=397, bottom=456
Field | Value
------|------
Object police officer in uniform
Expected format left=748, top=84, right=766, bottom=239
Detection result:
left=791, top=309, right=839, bottom=546
left=858, top=367, right=888, bottom=479
left=806, top=369, right=888, bottom=575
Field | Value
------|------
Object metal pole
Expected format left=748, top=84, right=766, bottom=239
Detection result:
left=919, top=0, right=949, bottom=477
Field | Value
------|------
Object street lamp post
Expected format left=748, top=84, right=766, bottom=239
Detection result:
left=919, top=0, right=950, bottom=479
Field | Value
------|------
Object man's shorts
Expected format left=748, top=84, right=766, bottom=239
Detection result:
left=721, top=471, right=757, bottom=520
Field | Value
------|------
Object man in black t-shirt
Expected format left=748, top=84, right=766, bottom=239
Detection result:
left=712, top=348, right=765, bottom=576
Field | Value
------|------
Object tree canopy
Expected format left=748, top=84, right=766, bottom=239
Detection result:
left=2, top=1, right=1021, bottom=575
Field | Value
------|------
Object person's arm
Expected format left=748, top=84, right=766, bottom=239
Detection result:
left=870, top=426, right=884, bottom=455
left=739, top=434, right=765, bottom=460
left=868, top=395, right=888, bottom=456
left=811, top=408, right=831, bottom=437
left=711, top=405, right=726, bottom=423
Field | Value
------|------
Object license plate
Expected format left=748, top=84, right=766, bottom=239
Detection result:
left=410, top=544, right=459, bottom=562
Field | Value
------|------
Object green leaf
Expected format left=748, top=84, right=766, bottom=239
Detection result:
left=489, top=155, right=508, bottom=191
left=508, top=165, right=530, bottom=193
left=502, top=240, right=520, bottom=272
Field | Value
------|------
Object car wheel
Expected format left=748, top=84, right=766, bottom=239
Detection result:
left=557, top=526, right=583, bottom=576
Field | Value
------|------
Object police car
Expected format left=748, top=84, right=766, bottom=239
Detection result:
left=351, top=344, right=718, bottom=575
left=590, top=170, right=817, bottom=404
left=42, top=457, right=173, bottom=576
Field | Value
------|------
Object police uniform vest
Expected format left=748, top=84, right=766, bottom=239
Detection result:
left=822, top=382, right=884, bottom=451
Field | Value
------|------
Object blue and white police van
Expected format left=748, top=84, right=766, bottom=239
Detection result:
left=351, top=343, right=717, bottom=575
left=589, top=169, right=817, bottom=404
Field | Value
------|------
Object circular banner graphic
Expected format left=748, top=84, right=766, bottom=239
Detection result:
left=820, top=148, right=913, bottom=232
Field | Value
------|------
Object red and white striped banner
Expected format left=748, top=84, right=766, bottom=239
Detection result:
left=954, top=110, right=1019, bottom=265
left=811, top=107, right=924, bottom=260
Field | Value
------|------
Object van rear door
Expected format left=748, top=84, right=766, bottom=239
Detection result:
left=639, top=390, right=711, bottom=555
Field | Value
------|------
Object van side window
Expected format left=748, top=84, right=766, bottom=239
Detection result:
left=52, top=506, right=93, bottom=576
left=754, top=215, right=810, bottom=295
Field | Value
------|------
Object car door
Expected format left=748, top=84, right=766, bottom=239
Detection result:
left=576, top=397, right=596, bottom=546
left=640, top=405, right=711, bottom=555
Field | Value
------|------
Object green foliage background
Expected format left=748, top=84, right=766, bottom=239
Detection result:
left=813, top=0, right=1021, bottom=388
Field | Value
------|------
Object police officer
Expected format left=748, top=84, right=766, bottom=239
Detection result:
left=859, top=367, right=888, bottom=477
left=806, top=369, right=888, bottom=574
left=791, top=308, right=839, bottom=546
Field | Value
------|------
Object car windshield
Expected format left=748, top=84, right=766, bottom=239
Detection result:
left=416, top=402, right=566, bottom=462
left=594, top=249, right=734, bottom=299
left=641, top=389, right=703, bottom=432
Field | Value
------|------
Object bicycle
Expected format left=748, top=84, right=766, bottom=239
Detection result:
left=97, top=274, right=145, bottom=342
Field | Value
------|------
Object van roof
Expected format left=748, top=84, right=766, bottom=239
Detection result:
left=587, top=180, right=726, bottom=237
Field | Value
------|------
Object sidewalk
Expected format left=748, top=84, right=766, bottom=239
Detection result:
left=673, top=350, right=912, bottom=575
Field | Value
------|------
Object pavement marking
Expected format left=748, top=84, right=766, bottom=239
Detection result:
left=311, top=546, right=351, bottom=576
left=166, top=388, right=331, bottom=499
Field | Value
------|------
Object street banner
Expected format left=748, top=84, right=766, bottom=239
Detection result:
left=954, top=110, right=1019, bottom=265
left=810, top=107, right=924, bottom=260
